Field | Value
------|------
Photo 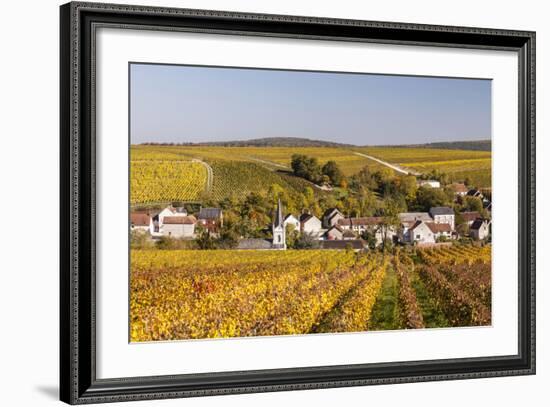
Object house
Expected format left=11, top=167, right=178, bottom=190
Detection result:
left=197, top=208, right=223, bottom=232
left=300, top=213, right=322, bottom=236
left=325, top=225, right=344, bottom=240
left=429, top=207, right=455, bottom=230
left=319, top=239, right=366, bottom=251
left=130, top=212, right=154, bottom=234
left=161, top=215, right=197, bottom=238
left=426, top=222, right=453, bottom=241
left=461, top=211, right=481, bottom=226
left=470, top=219, right=491, bottom=240
left=283, top=214, right=300, bottom=231
left=272, top=199, right=286, bottom=249
left=154, top=206, right=188, bottom=231
left=417, top=180, right=441, bottom=188
left=406, top=221, right=436, bottom=244
left=449, top=183, right=468, bottom=196
left=338, top=217, right=395, bottom=246
left=322, top=208, right=344, bottom=228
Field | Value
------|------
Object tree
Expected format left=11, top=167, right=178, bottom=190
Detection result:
left=361, top=230, right=378, bottom=250
left=290, top=154, right=322, bottom=183
left=398, top=175, right=418, bottom=203
left=463, top=196, right=483, bottom=212
left=294, top=232, right=320, bottom=249
left=415, top=186, right=451, bottom=211
left=379, top=198, right=401, bottom=252
left=196, top=229, right=216, bottom=250
left=130, top=230, right=152, bottom=249
left=321, top=160, right=344, bottom=186
left=217, top=226, right=239, bottom=249
left=285, top=224, right=299, bottom=249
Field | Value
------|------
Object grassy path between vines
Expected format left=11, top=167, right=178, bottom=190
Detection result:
left=368, top=264, right=404, bottom=331
left=410, top=271, right=449, bottom=328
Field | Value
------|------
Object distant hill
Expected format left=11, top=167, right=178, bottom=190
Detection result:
left=142, top=137, right=355, bottom=148
left=395, top=140, right=491, bottom=152
left=140, top=137, right=491, bottom=151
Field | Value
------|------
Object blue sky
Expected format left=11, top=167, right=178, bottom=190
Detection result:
left=130, top=63, right=491, bottom=146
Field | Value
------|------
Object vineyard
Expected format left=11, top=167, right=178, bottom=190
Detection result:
left=356, top=147, right=492, bottom=187
left=130, top=245, right=491, bottom=342
left=130, top=160, right=208, bottom=204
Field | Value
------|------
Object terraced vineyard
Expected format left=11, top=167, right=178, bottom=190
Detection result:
left=130, top=245, right=491, bottom=342
left=208, top=160, right=315, bottom=201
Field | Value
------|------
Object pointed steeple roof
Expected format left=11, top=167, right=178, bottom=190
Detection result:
left=274, top=198, right=284, bottom=227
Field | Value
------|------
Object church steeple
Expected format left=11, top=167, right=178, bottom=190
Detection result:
left=274, top=198, right=283, bottom=228
left=272, top=198, right=286, bottom=249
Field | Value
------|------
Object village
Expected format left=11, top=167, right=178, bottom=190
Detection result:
left=130, top=182, right=492, bottom=251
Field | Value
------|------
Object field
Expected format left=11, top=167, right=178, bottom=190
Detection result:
left=130, top=144, right=492, bottom=205
left=130, top=145, right=388, bottom=204
left=356, top=147, right=492, bottom=188
left=130, top=245, right=491, bottom=341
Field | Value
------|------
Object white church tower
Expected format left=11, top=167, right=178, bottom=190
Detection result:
left=272, top=198, right=286, bottom=250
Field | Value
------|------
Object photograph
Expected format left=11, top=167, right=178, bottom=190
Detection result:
left=129, top=63, right=493, bottom=342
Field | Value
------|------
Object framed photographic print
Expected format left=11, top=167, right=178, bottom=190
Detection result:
left=60, top=2, right=536, bottom=404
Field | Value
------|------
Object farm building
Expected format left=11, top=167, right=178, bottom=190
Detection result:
left=197, top=208, right=223, bottom=232
left=322, top=208, right=344, bottom=228
left=429, top=206, right=455, bottom=230
left=325, top=225, right=344, bottom=240
left=426, top=222, right=453, bottom=241
left=417, top=180, right=441, bottom=188
left=283, top=214, right=300, bottom=231
left=161, top=215, right=197, bottom=238
left=470, top=219, right=491, bottom=240
left=406, top=221, right=436, bottom=244
left=338, top=217, right=395, bottom=246
left=300, top=213, right=322, bottom=236
left=130, top=213, right=154, bottom=234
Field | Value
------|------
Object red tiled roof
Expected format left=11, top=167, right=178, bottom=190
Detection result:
left=163, top=215, right=197, bottom=225
left=130, top=213, right=151, bottom=226
left=337, top=217, right=383, bottom=227
left=461, top=211, right=481, bottom=222
left=426, top=222, right=452, bottom=233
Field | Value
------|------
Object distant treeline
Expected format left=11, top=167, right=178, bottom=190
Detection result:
left=138, top=137, right=491, bottom=151
left=389, top=140, right=491, bottom=152
left=140, top=137, right=354, bottom=148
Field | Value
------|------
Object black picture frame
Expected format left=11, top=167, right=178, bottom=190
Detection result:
left=60, top=2, right=536, bottom=404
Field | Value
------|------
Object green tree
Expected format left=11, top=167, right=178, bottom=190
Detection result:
left=294, top=232, right=320, bottom=249
left=321, top=160, right=344, bottom=186
left=415, top=186, right=451, bottom=211
left=196, top=229, right=216, bottom=250
left=379, top=198, right=401, bottom=252
left=463, top=196, right=483, bottom=212
left=290, top=154, right=322, bottom=183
